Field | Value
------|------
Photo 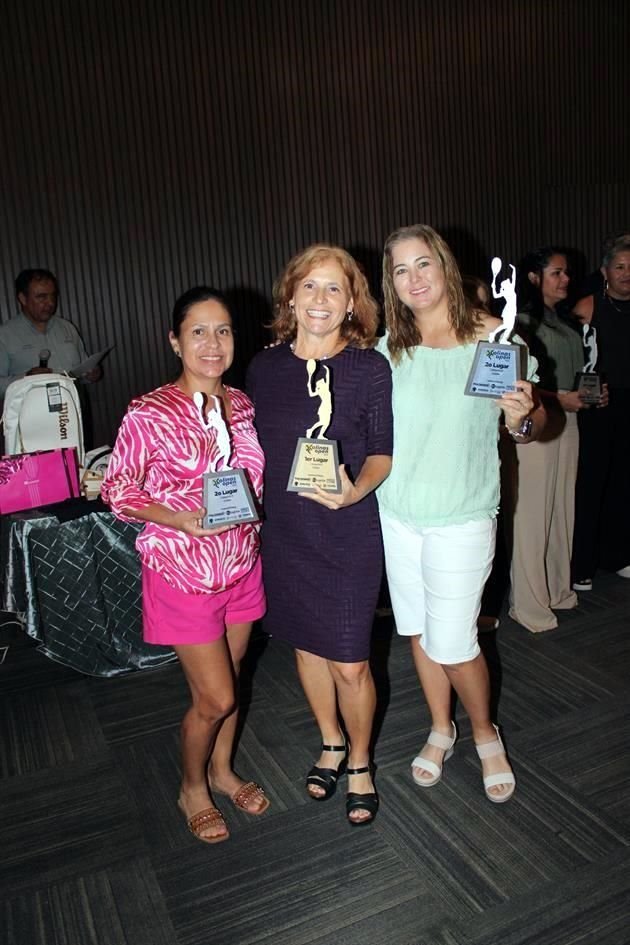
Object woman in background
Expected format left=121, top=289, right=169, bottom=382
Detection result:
left=572, top=234, right=629, bottom=586
left=378, top=224, right=543, bottom=803
left=103, top=287, right=268, bottom=844
left=508, top=248, right=585, bottom=632
left=462, top=275, right=492, bottom=313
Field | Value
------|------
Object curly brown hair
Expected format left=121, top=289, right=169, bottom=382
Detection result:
left=382, top=224, right=482, bottom=363
left=271, top=244, right=379, bottom=348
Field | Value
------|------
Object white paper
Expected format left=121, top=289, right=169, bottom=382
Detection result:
left=69, top=346, right=114, bottom=378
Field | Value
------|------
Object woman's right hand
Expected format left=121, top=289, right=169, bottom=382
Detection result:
left=169, top=507, right=233, bottom=537
left=557, top=390, right=585, bottom=413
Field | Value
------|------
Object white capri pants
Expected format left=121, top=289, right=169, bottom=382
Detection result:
left=380, top=513, right=496, bottom=665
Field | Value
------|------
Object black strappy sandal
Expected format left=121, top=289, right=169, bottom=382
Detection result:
left=346, top=765, right=379, bottom=826
left=306, top=742, right=347, bottom=801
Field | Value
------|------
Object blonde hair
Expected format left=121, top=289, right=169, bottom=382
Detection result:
left=272, top=244, right=379, bottom=348
left=382, top=224, right=482, bottom=363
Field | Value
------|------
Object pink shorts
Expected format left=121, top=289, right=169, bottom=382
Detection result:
left=142, top=557, right=266, bottom=645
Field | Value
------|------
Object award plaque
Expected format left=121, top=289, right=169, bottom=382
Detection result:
left=575, top=371, right=602, bottom=405
left=465, top=257, right=521, bottom=398
left=286, top=358, right=342, bottom=494
left=193, top=391, right=259, bottom=527
left=575, top=324, right=602, bottom=405
left=203, top=469, right=258, bottom=526
left=465, top=342, right=521, bottom=397
left=287, top=437, right=341, bottom=492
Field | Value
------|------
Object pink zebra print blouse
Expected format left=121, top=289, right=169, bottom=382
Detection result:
left=102, top=383, right=264, bottom=594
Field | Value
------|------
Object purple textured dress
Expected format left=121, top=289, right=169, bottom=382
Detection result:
left=247, top=343, right=393, bottom=662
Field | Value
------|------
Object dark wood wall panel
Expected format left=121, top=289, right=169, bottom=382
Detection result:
left=1, top=0, right=628, bottom=444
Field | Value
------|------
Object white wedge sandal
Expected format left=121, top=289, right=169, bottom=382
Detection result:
left=411, top=722, right=457, bottom=787
left=475, top=724, right=516, bottom=804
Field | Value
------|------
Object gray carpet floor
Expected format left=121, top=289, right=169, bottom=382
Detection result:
left=1, top=571, right=629, bottom=945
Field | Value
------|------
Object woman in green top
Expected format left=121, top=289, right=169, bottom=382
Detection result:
left=507, top=248, right=588, bottom=633
left=378, top=224, right=544, bottom=803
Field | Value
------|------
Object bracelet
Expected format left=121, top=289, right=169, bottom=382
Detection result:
left=508, top=416, right=533, bottom=439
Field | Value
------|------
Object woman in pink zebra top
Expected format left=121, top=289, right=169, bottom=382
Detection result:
left=103, top=286, right=269, bottom=844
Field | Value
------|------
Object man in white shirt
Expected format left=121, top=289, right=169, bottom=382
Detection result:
left=0, top=268, right=102, bottom=399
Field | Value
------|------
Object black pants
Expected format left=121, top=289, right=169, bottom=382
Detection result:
left=572, top=388, right=630, bottom=576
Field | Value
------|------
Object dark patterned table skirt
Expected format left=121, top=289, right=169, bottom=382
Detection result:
left=1, top=501, right=176, bottom=676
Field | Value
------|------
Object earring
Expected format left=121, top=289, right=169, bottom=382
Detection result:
left=604, top=279, right=609, bottom=292
left=174, top=348, right=181, bottom=357
left=347, top=310, right=354, bottom=321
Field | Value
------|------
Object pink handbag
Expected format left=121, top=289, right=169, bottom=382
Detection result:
left=0, top=448, right=80, bottom=514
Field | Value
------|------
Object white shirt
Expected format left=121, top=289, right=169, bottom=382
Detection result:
left=0, top=312, right=89, bottom=397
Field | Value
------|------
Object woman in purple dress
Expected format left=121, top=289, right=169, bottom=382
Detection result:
left=247, top=245, right=393, bottom=825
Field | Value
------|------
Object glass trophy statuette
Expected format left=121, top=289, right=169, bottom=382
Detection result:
left=286, top=359, right=342, bottom=494
left=465, top=257, right=523, bottom=398
left=195, top=392, right=258, bottom=527
left=574, top=324, right=602, bottom=405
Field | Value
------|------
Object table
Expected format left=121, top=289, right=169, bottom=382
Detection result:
left=1, top=498, right=176, bottom=676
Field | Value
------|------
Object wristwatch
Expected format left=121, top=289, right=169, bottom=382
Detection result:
left=508, top=416, right=533, bottom=439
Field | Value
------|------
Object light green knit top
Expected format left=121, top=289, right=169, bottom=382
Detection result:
left=376, top=335, right=537, bottom=527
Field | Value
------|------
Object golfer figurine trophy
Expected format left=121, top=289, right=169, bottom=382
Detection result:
left=465, top=257, right=523, bottom=397
left=197, top=392, right=258, bottom=527
left=574, top=324, right=602, bottom=404
left=287, top=359, right=342, bottom=493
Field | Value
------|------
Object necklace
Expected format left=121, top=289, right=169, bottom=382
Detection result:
left=289, top=341, right=344, bottom=361
left=604, top=290, right=630, bottom=314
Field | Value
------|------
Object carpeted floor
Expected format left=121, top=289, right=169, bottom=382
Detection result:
left=1, top=571, right=629, bottom=945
